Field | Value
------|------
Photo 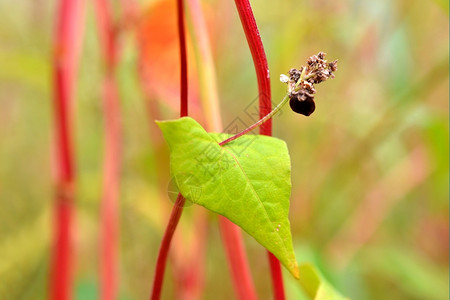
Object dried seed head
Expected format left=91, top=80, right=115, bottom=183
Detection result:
left=282, top=52, right=337, bottom=116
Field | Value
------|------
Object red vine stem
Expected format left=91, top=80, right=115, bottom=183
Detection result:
left=94, top=0, right=116, bottom=69
left=151, top=0, right=188, bottom=299
left=178, top=0, right=188, bottom=117
left=94, top=0, right=122, bottom=299
left=186, top=0, right=222, bottom=130
left=99, top=75, right=121, bottom=300
left=218, top=218, right=258, bottom=300
left=50, top=0, right=84, bottom=299
left=267, top=252, right=286, bottom=299
left=151, top=194, right=186, bottom=300
left=233, top=0, right=286, bottom=299
left=234, top=0, right=272, bottom=135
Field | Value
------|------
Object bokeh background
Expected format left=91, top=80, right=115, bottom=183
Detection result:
left=0, top=0, right=448, bottom=299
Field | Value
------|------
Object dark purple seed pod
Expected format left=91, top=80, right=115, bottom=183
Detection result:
left=289, top=96, right=315, bottom=116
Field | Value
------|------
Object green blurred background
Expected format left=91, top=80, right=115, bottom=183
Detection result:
left=0, top=0, right=448, bottom=299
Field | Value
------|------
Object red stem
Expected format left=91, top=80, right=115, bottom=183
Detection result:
left=52, top=55, right=74, bottom=300
left=151, top=194, right=186, bottom=300
left=178, top=0, right=188, bottom=117
left=268, top=252, right=286, bottom=299
left=218, top=218, right=258, bottom=300
left=234, top=0, right=272, bottom=135
left=151, top=0, right=189, bottom=298
left=50, top=0, right=84, bottom=299
left=99, top=75, right=121, bottom=300
left=233, top=0, right=285, bottom=298
left=94, top=1, right=122, bottom=300
left=94, top=0, right=116, bottom=69
left=172, top=209, right=208, bottom=300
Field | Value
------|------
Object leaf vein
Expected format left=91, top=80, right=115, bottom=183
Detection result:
left=222, top=147, right=288, bottom=253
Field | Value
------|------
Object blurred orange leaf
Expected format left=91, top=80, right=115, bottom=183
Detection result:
left=137, top=0, right=200, bottom=112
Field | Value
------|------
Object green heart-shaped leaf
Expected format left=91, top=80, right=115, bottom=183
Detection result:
left=157, top=117, right=299, bottom=278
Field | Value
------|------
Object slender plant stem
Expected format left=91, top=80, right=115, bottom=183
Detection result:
left=219, top=94, right=289, bottom=146
left=218, top=218, right=258, bottom=300
left=50, top=0, right=84, bottom=299
left=187, top=0, right=222, bottom=130
left=233, top=0, right=285, bottom=298
left=94, top=0, right=122, bottom=299
left=267, top=252, right=286, bottom=299
left=172, top=209, right=208, bottom=300
left=99, top=75, right=121, bottom=300
left=94, top=0, right=116, bottom=68
left=52, top=58, right=75, bottom=300
left=234, top=0, right=272, bottom=135
left=178, top=0, right=188, bottom=117
left=151, top=194, right=186, bottom=300
left=151, top=0, right=189, bottom=299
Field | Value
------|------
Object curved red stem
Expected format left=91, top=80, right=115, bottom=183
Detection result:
left=268, top=252, right=286, bottom=299
left=234, top=0, right=272, bottom=136
left=94, top=1, right=122, bottom=299
left=151, top=194, right=186, bottom=300
left=99, top=75, right=121, bottom=300
left=178, top=0, right=188, bottom=117
left=218, top=218, right=258, bottom=300
left=50, top=0, right=84, bottom=299
left=233, top=0, right=285, bottom=299
left=150, top=0, right=189, bottom=299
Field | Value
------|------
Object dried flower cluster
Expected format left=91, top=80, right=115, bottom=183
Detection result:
left=282, top=52, right=337, bottom=116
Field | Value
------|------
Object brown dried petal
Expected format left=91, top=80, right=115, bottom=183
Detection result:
left=328, top=60, right=338, bottom=72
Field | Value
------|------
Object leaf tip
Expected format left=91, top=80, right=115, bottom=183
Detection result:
left=290, top=261, right=300, bottom=279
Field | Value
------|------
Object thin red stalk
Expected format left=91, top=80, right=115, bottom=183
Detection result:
left=186, top=0, right=222, bottom=130
left=172, top=209, right=208, bottom=300
left=151, top=0, right=189, bottom=299
left=99, top=75, right=121, bottom=300
left=50, top=0, right=84, bottom=299
left=218, top=218, right=258, bottom=300
left=234, top=0, right=272, bottom=135
left=178, top=0, right=188, bottom=117
left=94, top=0, right=116, bottom=68
left=219, top=94, right=288, bottom=146
left=151, top=194, right=186, bottom=300
left=267, top=252, right=286, bottom=299
left=94, top=1, right=122, bottom=300
left=52, top=56, right=74, bottom=300
left=186, top=1, right=257, bottom=299
left=233, top=0, right=285, bottom=298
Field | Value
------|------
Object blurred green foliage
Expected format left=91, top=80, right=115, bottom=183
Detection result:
left=0, top=0, right=447, bottom=299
